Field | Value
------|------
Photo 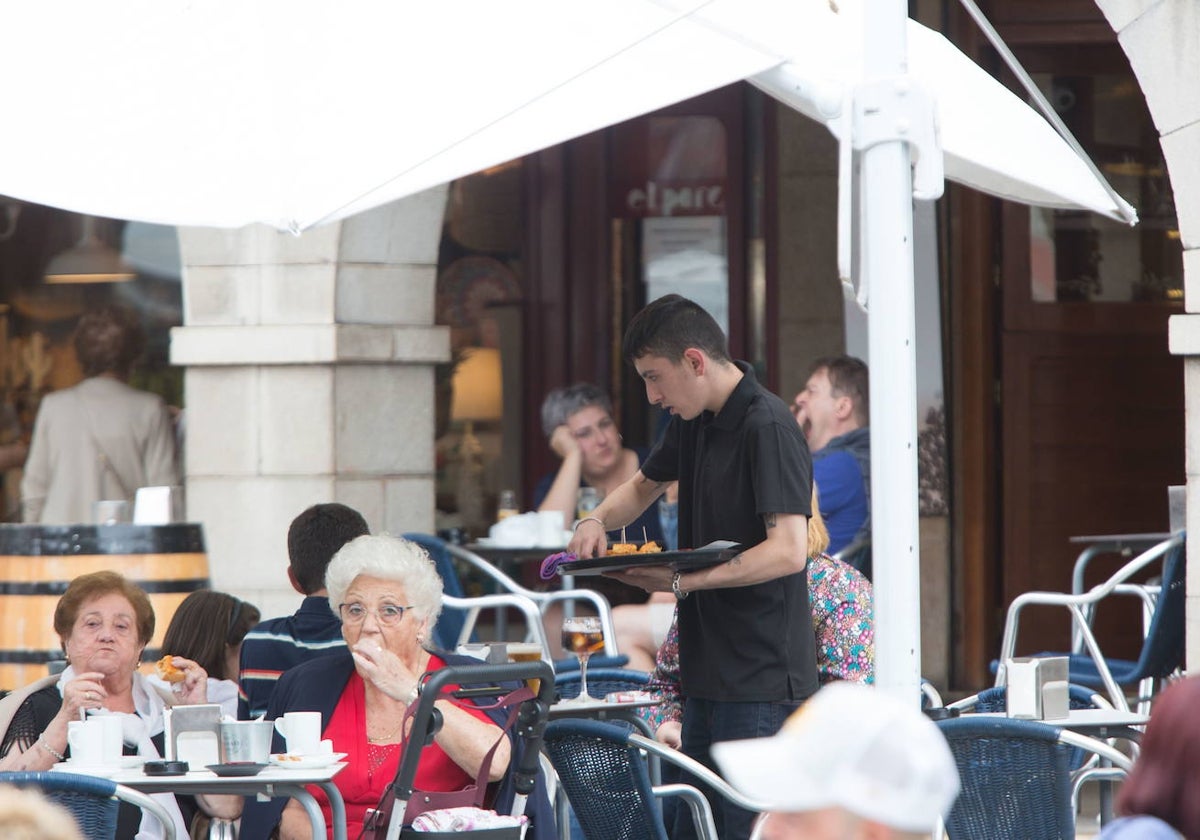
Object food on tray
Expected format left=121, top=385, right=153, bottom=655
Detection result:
left=155, top=655, right=185, bottom=684
left=638, top=541, right=662, bottom=554
left=609, top=542, right=639, bottom=555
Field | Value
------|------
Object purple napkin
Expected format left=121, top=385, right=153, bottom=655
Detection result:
left=540, top=551, right=576, bottom=581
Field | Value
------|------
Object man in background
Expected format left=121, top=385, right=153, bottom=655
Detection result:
left=794, top=355, right=871, bottom=572
left=714, top=682, right=959, bottom=840
left=238, top=502, right=369, bottom=718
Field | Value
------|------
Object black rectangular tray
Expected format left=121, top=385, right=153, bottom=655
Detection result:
left=556, top=541, right=741, bottom=576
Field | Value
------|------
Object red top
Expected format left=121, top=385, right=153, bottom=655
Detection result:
left=311, top=654, right=499, bottom=838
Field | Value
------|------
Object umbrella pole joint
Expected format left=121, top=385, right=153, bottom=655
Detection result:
left=851, top=76, right=944, bottom=201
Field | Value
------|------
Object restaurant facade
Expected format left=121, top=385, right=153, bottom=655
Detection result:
left=0, top=0, right=1195, bottom=689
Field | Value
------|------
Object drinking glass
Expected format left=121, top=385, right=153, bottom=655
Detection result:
left=562, top=616, right=604, bottom=702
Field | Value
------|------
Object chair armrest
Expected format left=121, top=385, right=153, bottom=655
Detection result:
left=628, top=733, right=771, bottom=814
left=447, top=544, right=621, bottom=656
left=996, top=534, right=1182, bottom=710
left=442, top=592, right=552, bottom=658
left=114, top=783, right=178, bottom=840
left=1056, top=730, right=1133, bottom=772
left=653, top=783, right=719, bottom=840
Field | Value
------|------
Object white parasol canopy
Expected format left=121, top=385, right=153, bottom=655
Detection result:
left=0, top=0, right=1131, bottom=232
left=0, top=0, right=1138, bottom=702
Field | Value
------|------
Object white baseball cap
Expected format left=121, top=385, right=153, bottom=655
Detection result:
left=712, top=682, right=960, bottom=833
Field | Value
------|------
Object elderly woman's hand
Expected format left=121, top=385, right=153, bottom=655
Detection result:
left=350, top=640, right=421, bottom=704
left=62, top=671, right=109, bottom=719
left=167, top=656, right=209, bottom=705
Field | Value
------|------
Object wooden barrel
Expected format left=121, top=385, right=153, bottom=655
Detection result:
left=0, top=523, right=209, bottom=692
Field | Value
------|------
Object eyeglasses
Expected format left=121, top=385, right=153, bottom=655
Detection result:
left=337, top=603, right=414, bottom=627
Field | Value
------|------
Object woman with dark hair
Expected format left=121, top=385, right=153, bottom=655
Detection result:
left=152, top=590, right=261, bottom=718
left=1098, top=677, right=1200, bottom=839
left=20, top=303, right=178, bottom=524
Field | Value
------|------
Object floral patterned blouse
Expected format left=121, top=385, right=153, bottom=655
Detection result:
left=639, top=552, right=874, bottom=733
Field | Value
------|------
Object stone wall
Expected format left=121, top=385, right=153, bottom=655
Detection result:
left=173, top=188, right=450, bottom=618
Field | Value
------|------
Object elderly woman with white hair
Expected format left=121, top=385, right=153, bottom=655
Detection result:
left=239, top=534, right=553, bottom=840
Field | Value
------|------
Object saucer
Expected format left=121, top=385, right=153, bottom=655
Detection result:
left=207, top=762, right=268, bottom=777
left=269, top=752, right=347, bottom=770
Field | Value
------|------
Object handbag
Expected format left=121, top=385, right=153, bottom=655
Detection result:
left=359, top=681, right=534, bottom=840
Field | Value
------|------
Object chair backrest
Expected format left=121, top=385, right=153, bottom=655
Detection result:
left=554, top=668, right=650, bottom=701
left=542, top=719, right=669, bottom=840
left=970, top=683, right=1105, bottom=714
left=403, top=532, right=471, bottom=650
left=935, top=717, right=1075, bottom=840
left=0, top=771, right=120, bottom=839
left=1130, top=534, right=1186, bottom=681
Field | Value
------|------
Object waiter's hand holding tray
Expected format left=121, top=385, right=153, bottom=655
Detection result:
left=551, top=540, right=742, bottom=576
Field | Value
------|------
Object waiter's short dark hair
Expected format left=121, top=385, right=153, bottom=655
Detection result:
left=622, top=294, right=730, bottom=365
left=287, top=503, right=370, bottom=594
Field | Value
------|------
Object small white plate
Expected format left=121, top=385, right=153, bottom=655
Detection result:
left=269, top=752, right=347, bottom=770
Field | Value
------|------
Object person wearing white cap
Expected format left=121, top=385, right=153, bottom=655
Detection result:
left=712, top=682, right=960, bottom=839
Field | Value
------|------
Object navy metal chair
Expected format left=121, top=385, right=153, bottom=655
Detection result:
left=935, top=716, right=1130, bottom=840
left=542, top=719, right=766, bottom=840
left=553, top=667, right=649, bottom=701
left=0, top=771, right=176, bottom=840
left=994, top=533, right=1185, bottom=712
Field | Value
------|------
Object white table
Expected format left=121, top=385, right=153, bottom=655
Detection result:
left=972, top=708, right=1147, bottom=740
left=109, top=763, right=348, bottom=840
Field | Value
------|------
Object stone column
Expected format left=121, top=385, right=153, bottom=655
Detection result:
left=171, top=188, right=450, bottom=617
left=1099, top=0, right=1200, bottom=667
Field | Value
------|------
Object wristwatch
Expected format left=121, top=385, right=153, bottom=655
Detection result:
left=671, top=572, right=689, bottom=601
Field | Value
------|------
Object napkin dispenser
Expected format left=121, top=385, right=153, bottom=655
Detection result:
left=1005, top=656, right=1069, bottom=720
left=164, top=704, right=222, bottom=767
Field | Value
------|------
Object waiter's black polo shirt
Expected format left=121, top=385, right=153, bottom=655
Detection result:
left=642, top=362, right=819, bottom=702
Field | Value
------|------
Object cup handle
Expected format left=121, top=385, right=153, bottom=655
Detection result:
left=273, top=719, right=287, bottom=739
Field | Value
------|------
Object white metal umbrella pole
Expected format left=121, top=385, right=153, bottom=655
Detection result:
left=856, top=0, right=929, bottom=704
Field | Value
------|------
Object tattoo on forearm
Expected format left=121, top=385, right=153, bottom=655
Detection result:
left=764, top=513, right=777, bottom=529
left=729, top=554, right=742, bottom=567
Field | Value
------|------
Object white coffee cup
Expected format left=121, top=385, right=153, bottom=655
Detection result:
left=67, top=720, right=105, bottom=765
left=274, top=711, right=322, bottom=755
left=94, top=715, right=124, bottom=766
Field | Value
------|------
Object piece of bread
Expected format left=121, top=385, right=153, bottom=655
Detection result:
left=638, top=540, right=662, bottom=554
left=156, top=655, right=185, bottom=684
left=609, top=542, right=639, bottom=555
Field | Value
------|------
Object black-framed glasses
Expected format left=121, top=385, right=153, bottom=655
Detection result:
left=337, top=603, right=414, bottom=627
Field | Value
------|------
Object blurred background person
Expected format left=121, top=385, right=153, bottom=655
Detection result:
left=714, top=682, right=959, bottom=840
left=0, top=570, right=239, bottom=839
left=793, top=356, right=871, bottom=571
left=239, top=502, right=370, bottom=719
left=0, top=785, right=84, bottom=840
left=1098, top=676, right=1200, bottom=839
left=534, top=383, right=666, bottom=544
left=535, top=383, right=669, bottom=655
left=151, top=589, right=260, bottom=719
left=20, top=304, right=178, bottom=525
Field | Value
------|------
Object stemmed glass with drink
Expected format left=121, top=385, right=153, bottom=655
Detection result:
left=562, top=616, right=604, bottom=703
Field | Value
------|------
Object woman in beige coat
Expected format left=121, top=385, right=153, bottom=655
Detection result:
left=21, top=304, right=178, bottom=525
